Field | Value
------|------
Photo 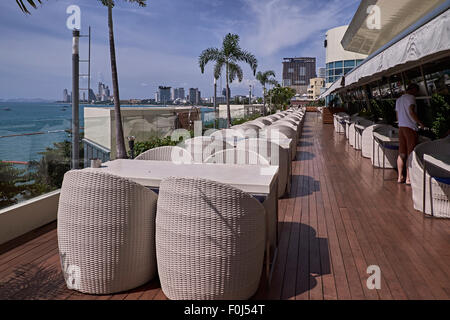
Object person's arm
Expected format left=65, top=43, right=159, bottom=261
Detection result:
left=409, top=104, right=424, bottom=128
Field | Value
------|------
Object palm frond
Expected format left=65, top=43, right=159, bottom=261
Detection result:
left=222, top=33, right=240, bottom=57
left=228, top=62, right=243, bottom=83
left=236, top=49, right=258, bottom=76
left=16, top=0, right=42, bottom=14
left=213, top=58, right=225, bottom=80
left=199, top=48, right=221, bottom=74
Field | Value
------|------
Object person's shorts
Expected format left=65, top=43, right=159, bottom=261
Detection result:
left=399, top=127, right=418, bottom=156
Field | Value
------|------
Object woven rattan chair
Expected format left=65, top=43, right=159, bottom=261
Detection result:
left=255, top=118, right=274, bottom=126
left=232, top=124, right=261, bottom=139
left=410, top=137, right=450, bottom=217
left=210, top=129, right=245, bottom=147
left=371, top=126, right=399, bottom=168
left=57, top=170, right=158, bottom=294
left=155, top=177, right=266, bottom=300
left=362, top=124, right=386, bottom=158
left=267, top=124, right=298, bottom=160
left=135, top=145, right=192, bottom=163
left=333, top=113, right=349, bottom=134
left=183, top=137, right=233, bottom=163
left=204, top=148, right=270, bottom=166
left=349, top=119, right=374, bottom=150
left=237, top=138, right=291, bottom=197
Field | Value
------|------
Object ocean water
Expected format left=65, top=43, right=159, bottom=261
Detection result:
left=0, top=102, right=215, bottom=163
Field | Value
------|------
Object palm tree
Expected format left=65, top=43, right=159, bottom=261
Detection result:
left=199, top=33, right=258, bottom=128
left=16, top=0, right=42, bottom=14
left=100, top=0, right=147, bottom=159
left=256, top=70, right=277, bottom=115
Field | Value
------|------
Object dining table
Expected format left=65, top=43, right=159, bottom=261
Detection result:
left=86, top=159, right=280, bottom=281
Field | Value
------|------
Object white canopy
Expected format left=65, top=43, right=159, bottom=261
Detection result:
left=320, top=8, right=450, bottom=99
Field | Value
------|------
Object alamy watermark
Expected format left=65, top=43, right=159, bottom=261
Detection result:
left=366, top=5, right=381, bottom=30
left=366, top=265, right=381, bottom=290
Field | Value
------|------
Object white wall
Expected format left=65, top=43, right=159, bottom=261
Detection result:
left=326, top=25, right=368, bottom=63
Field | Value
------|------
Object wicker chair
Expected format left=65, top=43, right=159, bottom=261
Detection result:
left=345, top=116, right=364, bottom=140
left=183, top=136, right=234, bottom=163
left=155, top=177, right=266, bottom=300
left=204, top=148, right=270, bottom=166
left=210, top=129, right=245, bottom=147
left=410, top=137, right=450, bottom=217
left=57, top=170, right=158, bottom=294
left=333, top=113, right=349, bottom=134
left=135, top=146, right=193, bottom=163
left=246, top=121, right=266, bottom=129
left=371, top=126, right=399, bottom=168
left=237, top=138, right=291, bottom=197
left=362, top=124, right=386, bottom=158
left=257, top=118, right=275, bottom=126
left=260, top=128, right=294, bottom=161
left=232, top=124, right=261, bottom=139
left=349, top=119, right=374, bottom=150
left=267, top=124, right=298, bottom=160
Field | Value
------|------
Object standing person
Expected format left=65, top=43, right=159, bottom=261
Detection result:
left=395, top=83, right=424, bottom=185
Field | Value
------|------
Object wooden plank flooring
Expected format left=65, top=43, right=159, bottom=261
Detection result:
left=0, top=112, right=449, bottom=300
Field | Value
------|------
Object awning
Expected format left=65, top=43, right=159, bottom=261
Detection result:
left=342, top=0, right=447, bottom=55
left=320, top=7, right=450, bottom=99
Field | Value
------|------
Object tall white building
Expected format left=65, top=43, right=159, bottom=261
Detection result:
left=325, top=26, right=368, bottom=88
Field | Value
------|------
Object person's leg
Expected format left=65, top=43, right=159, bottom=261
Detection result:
left=405, top=129, right=418, bottom=185
left=397, top=128, right=407, bottom=183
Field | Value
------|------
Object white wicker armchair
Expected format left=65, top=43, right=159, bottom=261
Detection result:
left=57, top=170, right=158, bottom=294
left=362, top=124, right=386, bottom=158
left=349, top=119, right=374, bottom=150
left=135, top=145, right=193, bottom=163
left=204, top=148, right=270, bottom=165
left=410, top=137, right=450, bottom=217
left=237, top=138, right=291, bottom=198
left=183, top=137, right=233, bottom=163
left=155, top=177, right=266, bottom=300
left=371, top=126, right=399, bottom=168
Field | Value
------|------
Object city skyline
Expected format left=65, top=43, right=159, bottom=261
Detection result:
left=0, top=0, right=360, bottom=100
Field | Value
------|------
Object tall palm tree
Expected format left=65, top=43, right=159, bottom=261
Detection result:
left=199, top=33, right=258, bottom=128
left=256, top=70, right=277, bottom=115
left=100, top=0, right=146, bottom=159
left=16, top=0, right=42, bottom=14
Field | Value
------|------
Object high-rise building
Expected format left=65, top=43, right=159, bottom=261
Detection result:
left=63, top=89, right=69, bottom=103
left=324, top=26, right=367, bottom=88
left=173, top=88, right=185, bottom=100
left=221, top=87, right=230, bottom=98
left=158, top=86, right=172, bottom=104
left=282, top=57, right=317, bottom=95
left=189, top=88, right=200, bottom=104
left=155, top=91, right=160, bottom=103
left=88, top=89, right=97, bottom=102
left=318, top=67, right=326, bottom=79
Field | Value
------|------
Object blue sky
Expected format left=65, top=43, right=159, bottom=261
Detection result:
left=0, top=0, right=360, bottom=100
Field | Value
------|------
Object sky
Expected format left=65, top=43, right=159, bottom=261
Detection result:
left=0, top=0, right=360, bottom=100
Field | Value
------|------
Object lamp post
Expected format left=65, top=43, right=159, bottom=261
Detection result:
left=214, top=77, right=217, bottom=129
left=72, top=29, right=80, bottom=169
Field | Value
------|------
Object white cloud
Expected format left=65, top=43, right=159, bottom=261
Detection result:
left=242, top=0, right=359, bottom=57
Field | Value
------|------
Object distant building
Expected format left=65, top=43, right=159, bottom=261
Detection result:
left=155, top=91, right=160, bottom=103
left=63, top=89, right=70, bottom=103
left=97, top=82, right=111, bottom=101
left=173, top=88, right=185, bottom=100
left=282, top=57, right=317, bottom=95
left=158, top=86, right=172, bottom=104
left=88, top=89, right=97, bottom=102
left=221, top=87, right=231, bottom=98
left=188, top=88, right=201, bottom=104
left=318, top=67, right=326, bottom=79
left=307, top=78, right=326, bottom=101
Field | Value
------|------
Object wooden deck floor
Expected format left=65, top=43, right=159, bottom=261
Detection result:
left=1, top=113, right=449, bottom=300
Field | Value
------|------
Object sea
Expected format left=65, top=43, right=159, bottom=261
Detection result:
left=0, top=102, right=215, bottom=163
